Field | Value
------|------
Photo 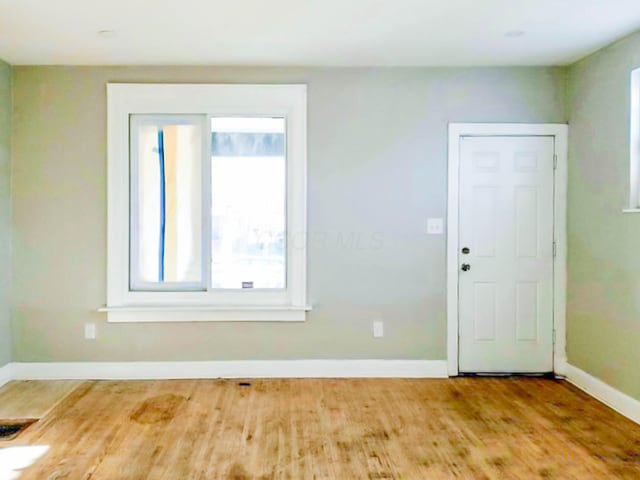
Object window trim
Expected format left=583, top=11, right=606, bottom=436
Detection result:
left=629, top=68, right=640, bottom=211
left=105, top=83, right=308, bottom=322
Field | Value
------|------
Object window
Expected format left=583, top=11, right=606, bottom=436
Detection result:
left=630, top=68, right=640, bottom=209
left=104, top=84, right=308, bottom=322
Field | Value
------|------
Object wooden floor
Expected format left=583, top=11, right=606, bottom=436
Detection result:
left=0, top=380, right=80, bottom=420
left=0, top=378, right=639, bottom=479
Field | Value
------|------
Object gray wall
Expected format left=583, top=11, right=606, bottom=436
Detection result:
left=0, top=60, right=11, bottom=367
left=566, top=31, right=640, bottom=399
left=11, top=66, right=565, bottom=362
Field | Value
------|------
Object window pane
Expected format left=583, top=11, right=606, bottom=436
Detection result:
left=211, top=117, right=286, bottom=289
left=131, top=117, right=203, bottom=289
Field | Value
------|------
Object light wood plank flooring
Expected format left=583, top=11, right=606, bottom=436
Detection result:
left=0, top=380, right=80, bottom=420
left=0, top=378, right=639, bottom=479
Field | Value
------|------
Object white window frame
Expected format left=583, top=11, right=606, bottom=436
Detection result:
left=627, top=68, right=640, bottom=211
left=102, top=84, right=309, bottom=322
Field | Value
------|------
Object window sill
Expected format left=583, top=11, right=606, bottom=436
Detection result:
left=623, top=208, right=640, bottom=213
left=98, top=305, right=311, bottom=323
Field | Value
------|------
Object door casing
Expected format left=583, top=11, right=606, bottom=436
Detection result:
left=447, top=123, right=568, bottom=377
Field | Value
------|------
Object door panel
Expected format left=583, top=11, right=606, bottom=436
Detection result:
left=474, top=282, right=496, bottom=341
left=458, top=136, right=554, bottom=373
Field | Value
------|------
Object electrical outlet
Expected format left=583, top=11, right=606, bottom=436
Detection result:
left=84, top=323, right=96, bottom=340
left=373, top=321, right=384, bottom=338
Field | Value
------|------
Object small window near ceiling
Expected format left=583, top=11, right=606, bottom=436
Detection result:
left=629, top=68, right=640, bottom=209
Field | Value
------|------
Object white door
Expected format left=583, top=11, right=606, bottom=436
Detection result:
left=458, top=136, right=555, bottom=373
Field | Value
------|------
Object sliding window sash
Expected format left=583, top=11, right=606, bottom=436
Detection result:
left=129, top=114, right=210, bottom=292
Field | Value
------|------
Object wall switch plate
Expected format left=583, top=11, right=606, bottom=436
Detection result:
left=84, top=323, right=96, bottom=340
left=427, top=218, right=444, bottom=234
left=373, top=321, right=384, bottom=338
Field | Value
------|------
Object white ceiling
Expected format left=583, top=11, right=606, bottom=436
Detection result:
left=1, top=0, right=639, bottom=66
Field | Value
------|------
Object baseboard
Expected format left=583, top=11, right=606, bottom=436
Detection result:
left=10, top=359, right=449, bottom=380
left=563, top=362, right=640, bottom=425
left=0, top=363, right=13, bottom=388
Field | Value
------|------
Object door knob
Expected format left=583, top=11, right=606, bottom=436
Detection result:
left=461, top=263, right=471, bottom=272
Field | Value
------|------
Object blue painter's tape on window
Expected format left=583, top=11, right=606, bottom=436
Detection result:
left=157, top=128, right=166, bottom=282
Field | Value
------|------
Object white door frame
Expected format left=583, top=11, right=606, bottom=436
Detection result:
left=447, top=123, right=568, bottom=376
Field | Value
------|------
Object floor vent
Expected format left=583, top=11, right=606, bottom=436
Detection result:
left=0, top=419, right=37, bottom=441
